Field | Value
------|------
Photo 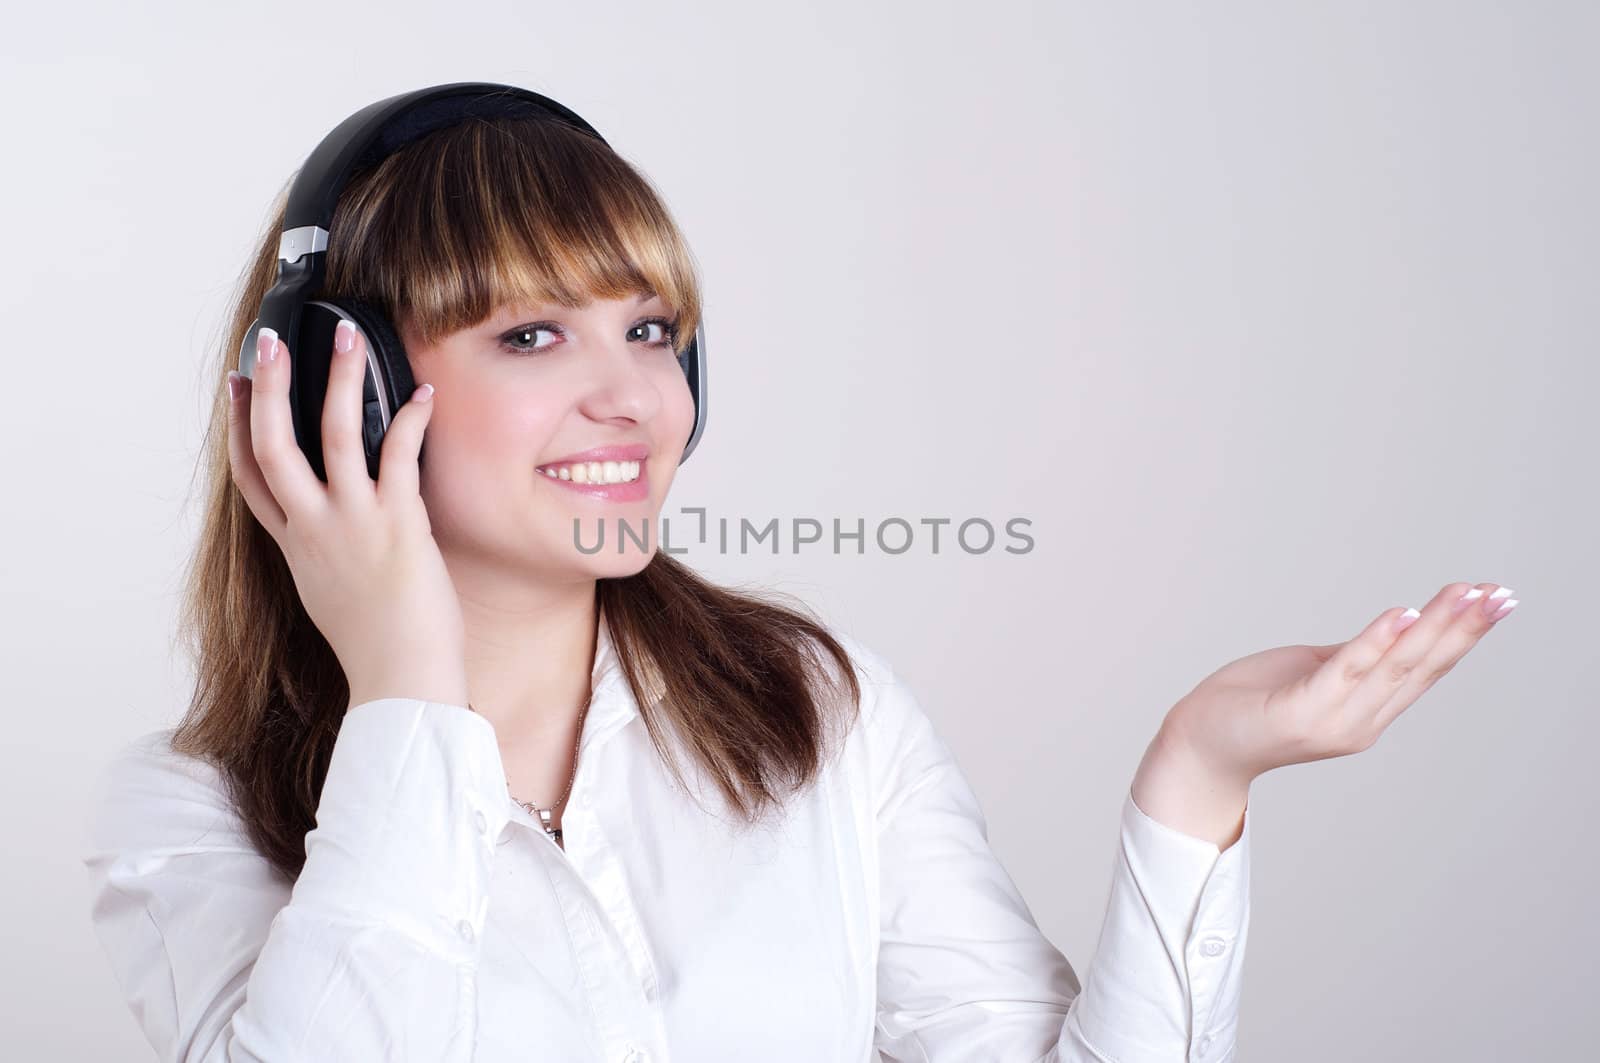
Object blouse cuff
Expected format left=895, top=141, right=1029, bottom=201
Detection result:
left=1127, top=788, right=1251, bottom=1059
left=1068, top=789, right=1252, bottom=1063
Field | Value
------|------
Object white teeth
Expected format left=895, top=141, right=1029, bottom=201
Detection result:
left=541, top=459, right=641, bottom=484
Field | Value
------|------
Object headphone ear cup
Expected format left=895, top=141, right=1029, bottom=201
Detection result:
left=321, top=297, right=421, bottom=478
left=678, top=321, right=707, bottom=465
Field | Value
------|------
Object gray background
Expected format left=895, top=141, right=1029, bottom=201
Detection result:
left=5, top=1, right=1593, bottom=1059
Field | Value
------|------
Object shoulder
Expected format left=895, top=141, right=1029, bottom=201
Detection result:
left=812, top=625, right=912, bottom=740
left=815, top=627, right=956, bottom=794
left=824, top=626, right=900, bottom=694
left=807, top=626, right=997, bottom=850
left=81, top=727, right=249, bottom=870
left=81, top=730, right=295, bottom=1059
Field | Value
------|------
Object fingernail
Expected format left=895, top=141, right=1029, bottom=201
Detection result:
left=335, top=318, right=356, bottom=354
left=1480, top=586, right=1514, bottom=619
left=227, top=372, right=241, bottom=403
left=1392, top=607, right=1421, bottom=634
left=258, top=327, right=278, bottom=364
left=1487, top=595, right=1519, bottom=623
left=1452, top=587, right=1485, bottom=616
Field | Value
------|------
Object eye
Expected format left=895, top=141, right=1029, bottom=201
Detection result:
left=629, top=316, right=682, bottom=351
left=498, top=323, right=562, bottom=356
left=499, top=315, right=683, bottom=357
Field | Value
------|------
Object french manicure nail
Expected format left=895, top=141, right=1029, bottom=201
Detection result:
left=335, top=318, right=356, bottom=354
left=1488, top=598, right=1519, bottom=622
left=258, top=327, right=278, bottom=364
left=1480, top=586, right=1513, bottom=619
left=1452, top=587, right=1485, bottom=616
left=1392, top=607, right=1421, bottom=634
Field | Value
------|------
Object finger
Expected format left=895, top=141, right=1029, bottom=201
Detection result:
left=374, top=380, right=436, bottom=508
left=1299, top=603, right=1420, bottom=726
left=249, top=328, right=328, bottom=523
left=322, top=319, right=377, bottom=504
left=1369, top=581, right=1515, bottom=731
left=225, top=370, right=287, bottom=536
left=1342, top=581, right=1485, bottom=721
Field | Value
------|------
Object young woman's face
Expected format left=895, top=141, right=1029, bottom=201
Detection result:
left=403, top=291, right=696, bottom=584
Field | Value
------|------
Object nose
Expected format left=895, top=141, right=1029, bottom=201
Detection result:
left=576, top=337, right=663, bottom=426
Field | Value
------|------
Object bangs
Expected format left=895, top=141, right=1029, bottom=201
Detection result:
left=323, top=113, right=702, bottom=353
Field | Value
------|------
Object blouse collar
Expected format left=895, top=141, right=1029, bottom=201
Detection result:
left=583, top=601, right=667, bottom=754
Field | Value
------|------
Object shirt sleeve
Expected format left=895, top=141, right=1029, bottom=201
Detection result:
left=867, top=666, right=1251, bottom=1063
left=81, top=698, right=514, bottom=1062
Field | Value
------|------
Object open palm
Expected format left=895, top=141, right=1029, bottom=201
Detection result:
left=1167, top=581, right=1519, bottom=785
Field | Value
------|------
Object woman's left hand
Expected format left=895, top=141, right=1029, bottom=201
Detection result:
left=1165, top=580, right=1519, bottom=790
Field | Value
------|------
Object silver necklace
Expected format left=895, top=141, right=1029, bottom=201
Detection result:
left=467, top=691, right=592, bottom=846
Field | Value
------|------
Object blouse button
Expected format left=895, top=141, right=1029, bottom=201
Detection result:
left=456, top=918, right=476, bottom=944
left=1199, top=935, right=1228, bottom=958
left=473, top=808, right=489, bottom=835
left=1198, top=1032, right=1214, bottom=1055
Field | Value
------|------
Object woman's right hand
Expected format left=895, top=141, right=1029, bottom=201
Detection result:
left=225, top=320, right=470, bottom=710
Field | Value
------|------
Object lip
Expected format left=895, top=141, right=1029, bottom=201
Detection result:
left=536, top=446, right=651, bottom=503
left=536, top=444, right=650, bottom=468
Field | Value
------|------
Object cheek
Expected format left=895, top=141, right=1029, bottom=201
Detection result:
left=662, top=367, right=699, bottom=441
left=439, top=387, right=563, bottom=462
left=420, top=393, right=562, bottom=510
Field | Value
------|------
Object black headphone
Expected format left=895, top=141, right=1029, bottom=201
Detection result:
left=237, top=81, right=708, bottom=483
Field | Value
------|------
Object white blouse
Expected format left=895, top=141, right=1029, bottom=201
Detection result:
left=82, top=617, right=1251, bottom=1062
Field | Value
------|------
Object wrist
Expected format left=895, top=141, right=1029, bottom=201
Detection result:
left=1130, top=720, right=1253, bottom=851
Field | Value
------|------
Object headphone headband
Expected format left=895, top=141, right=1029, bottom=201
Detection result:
left=278, top=83, right=607, bottom=266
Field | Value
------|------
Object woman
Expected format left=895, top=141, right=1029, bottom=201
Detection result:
left=81, top=87, right=1517, bottom=1062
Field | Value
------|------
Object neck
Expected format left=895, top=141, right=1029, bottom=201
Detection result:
left=455, top=575, right=601, bottom=753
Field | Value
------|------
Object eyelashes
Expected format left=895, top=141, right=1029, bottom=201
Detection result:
left=498, top=315, right=681, bottom=357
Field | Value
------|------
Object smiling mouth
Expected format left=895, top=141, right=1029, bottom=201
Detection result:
left=535, top=459, right=642, bottom=485
left=535, top=459, right=650, bottom=501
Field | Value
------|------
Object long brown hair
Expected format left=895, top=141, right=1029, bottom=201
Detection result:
left=172, top=109, right=861, bottom=882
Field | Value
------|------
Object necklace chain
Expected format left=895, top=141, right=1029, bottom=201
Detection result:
left=466, top=689, right=593, bottom=844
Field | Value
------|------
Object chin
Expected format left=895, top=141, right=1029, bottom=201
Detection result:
left=582, top=557, right=656, bottom=582
left=534, top=509, right=663, bottom=579
left=578, top=545, right=657, bottom=580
